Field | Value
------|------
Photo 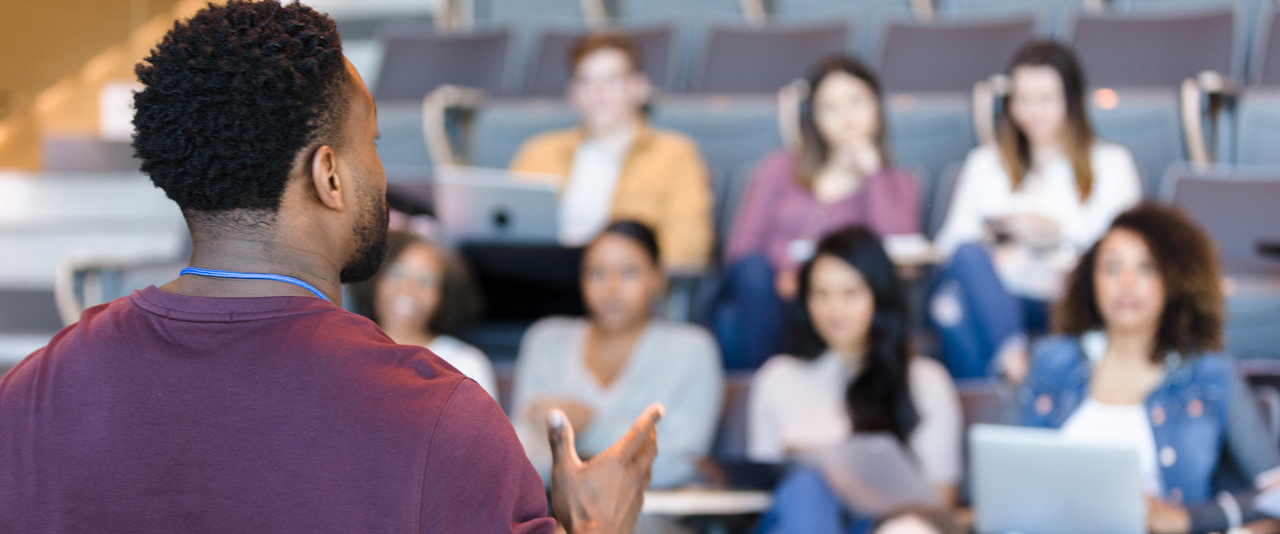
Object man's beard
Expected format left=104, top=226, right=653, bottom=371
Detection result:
left=339, top=182, right=390, bottom=284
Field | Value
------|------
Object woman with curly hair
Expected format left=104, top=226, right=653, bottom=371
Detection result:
left=1020, top=203, right=1280, bottom=534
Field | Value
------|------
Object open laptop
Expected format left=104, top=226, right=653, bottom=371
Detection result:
left=433, top=165, right=560, bottom=244
left=969, top=424, right=1144, bottom=534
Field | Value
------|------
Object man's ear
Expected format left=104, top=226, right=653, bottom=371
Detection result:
left=309, top=145, right=346, bottom=211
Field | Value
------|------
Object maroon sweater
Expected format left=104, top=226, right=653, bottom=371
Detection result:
left=0, top=286, right=554, bottom=533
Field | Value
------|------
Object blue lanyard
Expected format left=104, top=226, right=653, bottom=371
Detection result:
left=179, top=267, right=330, bottom=302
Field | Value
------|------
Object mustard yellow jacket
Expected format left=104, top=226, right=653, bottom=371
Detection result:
left=508, top=125, right=714, bottom=269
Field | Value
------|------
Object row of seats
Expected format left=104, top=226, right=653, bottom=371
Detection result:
left=369, top=1, right=1280, bottom=98
left=375, top=84, right=1280, bottom=235
left=45, top=87, right=1280, bottom=225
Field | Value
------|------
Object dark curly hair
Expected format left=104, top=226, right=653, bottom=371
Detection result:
left=1057, top=202, right=1225, bottom=360
left=132, top=0, right=349, bottom=215
left=352, top=231, right=483, bottom=338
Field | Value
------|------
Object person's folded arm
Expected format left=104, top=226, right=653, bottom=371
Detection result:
left=510, top=321, right=572, bottom=484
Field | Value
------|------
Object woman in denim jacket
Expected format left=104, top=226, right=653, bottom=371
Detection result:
left=1020, top=203, right=1280, bottom=534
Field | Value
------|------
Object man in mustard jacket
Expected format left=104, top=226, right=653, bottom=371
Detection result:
left=510, top=34, right=713, bottom=270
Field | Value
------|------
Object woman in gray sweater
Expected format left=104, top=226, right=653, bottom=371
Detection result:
left=511, top=221, right=724, bottom=489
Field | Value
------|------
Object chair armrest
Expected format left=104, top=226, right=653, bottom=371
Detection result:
left=421, top=85, right=486, bottom=168
left=1180, top=70, right=1238, bottom=168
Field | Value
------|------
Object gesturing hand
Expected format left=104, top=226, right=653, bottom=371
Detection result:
left=546, top=403, right=664, bottom=534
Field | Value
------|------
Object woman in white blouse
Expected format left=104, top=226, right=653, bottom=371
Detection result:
left=931, top=41, right=1142, bottom=381
left=749, top=227, right=962, bottom=533
left=511, top=221, right=724, bottom=489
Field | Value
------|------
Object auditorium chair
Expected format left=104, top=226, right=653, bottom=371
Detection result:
left=1235, top=89, right=1280, bottom=166
left=1090, top=87, right=1185, bottom=197
left=927, top=161, right=964, bottom=240
left=479, top=0, right=610, bottom=98
left=0, top=173, right=189, bottom=372
left=374, top=100, right=436, bottom=174
left=1069, top=8, right=1242, bottom=88
left=770, top=0, right=917, bottom=62
left=710, top=370, right=755, bottom=461
left=690, top=21, right=853, bottom=94
left=41, top=137, right=140, bottom=173
left=1125, top=0, right=1266, bottom=37
left=373, top=24, right=512, bottom=100
left=478, top=0, right=601, bottom=27
left=1163, top=164, right=1280, bottom=361
left=716, top=161, right=761, bottom=248
left=1251, top=4, right=1280, bottom=86
left=1241, top=360, right=1280, bottom=447
left=0, top=288, right=63, bottom=351
left=650, top=94, right=782, bottom=192
left=935, top=0, right=1083, bottom=37
left=522, top=25, right=677, bottom=95
left=954, top=377, right=1018, bottom=505
left=471, top=98, right=579, bottom=168
left=884, top=91, right=977, bottom=204
left=771, top=0, right=919, bottom=20
left=876, top=17, right=1035, bottom=93
left=615, top=0, right=748, bottom=91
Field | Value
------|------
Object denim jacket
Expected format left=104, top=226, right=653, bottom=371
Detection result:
left=1020, top=334, right=1280, bottom=532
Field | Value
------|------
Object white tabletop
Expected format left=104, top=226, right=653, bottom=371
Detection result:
left=641, top=490, right=773, bottom=516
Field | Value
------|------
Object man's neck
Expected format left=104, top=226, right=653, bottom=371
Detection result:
left=162, top=236, right=344, bottom=304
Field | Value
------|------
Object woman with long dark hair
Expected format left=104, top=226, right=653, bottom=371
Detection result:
left=931, top=41, right=1142, bottom=380
left=717, top=56, right=921, bottom=369
left=511, top=221, right=724, bottom=490
left=748, top=227, right=962, bottom=532
left=1022, top=203, right=1280, bottom=534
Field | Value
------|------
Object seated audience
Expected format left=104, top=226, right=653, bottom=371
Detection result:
left=749, top=228, right=962, bottom=532
left=354, top=230, right=497, bottom=400
left=509, top=34, right=713, bottom=270
left=718, top=56, right=921, bottom=369
left=1021, top=203, right=1280, bottom=534
left=932, top=41, right=1142, bottom=380
left=511, top=221, right=724, bottom=489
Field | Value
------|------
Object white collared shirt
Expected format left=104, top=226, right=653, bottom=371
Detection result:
left=935, top=142, right=1143, bottom=256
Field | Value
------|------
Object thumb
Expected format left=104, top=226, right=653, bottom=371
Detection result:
left=546, top=408, right=581, bottom=468
left=615, top=403, right=665, bottom=460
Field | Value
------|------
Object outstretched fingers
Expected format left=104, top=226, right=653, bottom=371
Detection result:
left=615, top=403, right=663, bottom=464
left=546, top=408, right=582, bottom=469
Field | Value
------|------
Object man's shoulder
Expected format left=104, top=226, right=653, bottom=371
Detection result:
left=645, top=128, right=705, bottom=158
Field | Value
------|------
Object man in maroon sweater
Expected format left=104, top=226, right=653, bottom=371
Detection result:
left=0, top=1, right=660, bottom=532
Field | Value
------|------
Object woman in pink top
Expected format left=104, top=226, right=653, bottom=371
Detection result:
left=714, top=56, right=921, bottom=369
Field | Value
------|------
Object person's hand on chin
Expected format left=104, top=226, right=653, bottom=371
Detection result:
left=547, top=403, right=664, bottom=534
